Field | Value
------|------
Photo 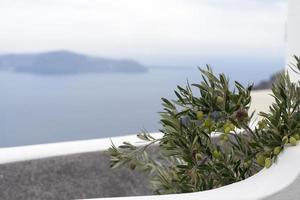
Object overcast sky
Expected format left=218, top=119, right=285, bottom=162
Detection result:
left=0, top=0, right=287, bottom=65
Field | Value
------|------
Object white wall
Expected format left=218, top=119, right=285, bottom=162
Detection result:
left=286, top=0, right=300, bottom=82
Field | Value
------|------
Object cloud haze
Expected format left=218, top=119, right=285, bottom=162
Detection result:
left=0, top=0, right=287, bottom=65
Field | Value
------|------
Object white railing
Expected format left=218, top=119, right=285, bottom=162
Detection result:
left=0, top=133, right=162, bottom=165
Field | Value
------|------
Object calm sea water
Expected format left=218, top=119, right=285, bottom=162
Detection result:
left=0, top=62, right=283, bottom=147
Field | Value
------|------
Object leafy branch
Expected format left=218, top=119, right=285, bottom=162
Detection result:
left=107, top=57, right=300, bottom=194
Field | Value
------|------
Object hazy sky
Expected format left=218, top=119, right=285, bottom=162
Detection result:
left=0, top=0, right=287, bottom=65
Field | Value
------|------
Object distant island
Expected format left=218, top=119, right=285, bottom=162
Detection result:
left=253, top=71, right=282, bottom=90
left=0, top=50, right=147, bottom=75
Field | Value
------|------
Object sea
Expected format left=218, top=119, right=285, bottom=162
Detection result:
left=0, top=58, right=284, bottom=147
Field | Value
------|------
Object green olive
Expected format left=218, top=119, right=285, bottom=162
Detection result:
left=195, top=153, right=202, bottom=161
left=229, top=123, right=235, bottom=131
left=273, top=147, right=282, bottom=155
left=264, top=158, right=272, bottom=168
left=258, top=120, right=267, bottom=129
left=282, top=136, right=289, bottom=145
left=292, top=134, right=300, bottom=140
left=224, top=127, right=231, bottom=134
left=256, top=155, right=265, bottom=166
left=216, top=96, right=224, bottom=105
left=289, top=137, right=297, bottom=146
left=244, top=160, right=251, bottom=168
left=212, top=150, right=221, bottom=159
left=196, top=111, right=204, bottom=120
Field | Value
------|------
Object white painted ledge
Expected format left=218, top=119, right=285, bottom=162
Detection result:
left=0, top=133, right=163, bottom=164
left=85, top=144, right=300, bottom=200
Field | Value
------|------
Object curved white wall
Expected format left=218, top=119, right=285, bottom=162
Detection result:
left=87, top=145, right=300, bottom=200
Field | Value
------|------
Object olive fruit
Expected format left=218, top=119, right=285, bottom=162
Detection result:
left=216, top=96, right=224, bottom=105
left=289, top=137, right=297, bottom=146
left=195, top=153, right=202, bottom=161
left=212, top=150, right=221, bottom=159
left=196, top=111, right=204, bottom=120
left=256, top=155, right=265, bottom=166
left=264, top=158, right=272, bottom=168
left=273, top=146, right=282, bottom=156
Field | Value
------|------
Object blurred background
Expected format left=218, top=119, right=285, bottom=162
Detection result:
left=0, top=0, right=287, bottom=147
